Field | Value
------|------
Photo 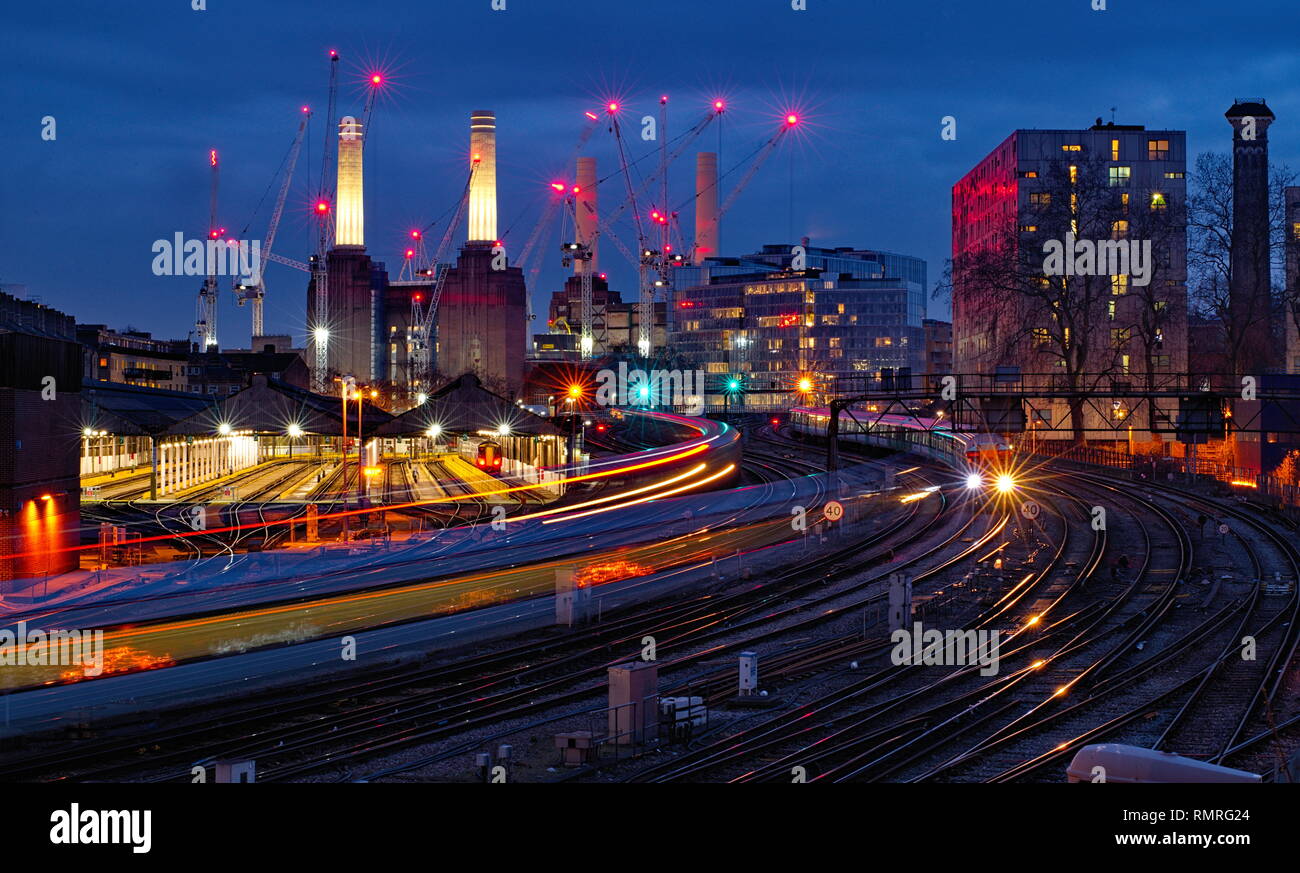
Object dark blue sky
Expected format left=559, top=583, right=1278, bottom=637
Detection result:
left=4, top=0, right=1298, bottom=345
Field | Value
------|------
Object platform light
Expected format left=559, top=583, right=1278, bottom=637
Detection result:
left=965, top=472, right=984, bottom=490
left=797, top=377, right=813, bottom=393
left=496, top=424, right=511, bottom=437
left=994, top=473, right=1015, bottom=494
left=313, top=326, right=330, bottom=343
left=425, top=423, right=442, bottom=439
left=286, top=423, right=304, bottom=438
left=363, top=466, right=381, bottom=477
left=218, top=423, right=232, bottom=436
left=417, top=393, right=428, bottom=405
left=568, top=383, right=583, bottom=399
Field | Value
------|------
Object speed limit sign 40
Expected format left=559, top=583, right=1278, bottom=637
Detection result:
left=823, top=500, right=844, bottom=523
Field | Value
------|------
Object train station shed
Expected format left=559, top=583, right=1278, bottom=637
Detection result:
left=376, top=373, right=567, bottom=472
left=162, top=374, right=392, bottom=438
left=376, top=373, right=562, bottom=439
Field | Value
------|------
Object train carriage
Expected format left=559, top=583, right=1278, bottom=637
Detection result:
left=788, top=407, right=1013, bottom=474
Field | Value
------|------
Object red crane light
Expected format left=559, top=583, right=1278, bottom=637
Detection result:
left=410, top=229, right=421, bottom=239
left=414, top=293, right=422, bottom=301
left=584, top=111, right=599, bottom=121
left=785, top=113, right=799, bottom=126
left=607, top=102, right=619, bottom=114
left=315, top=200, right=330, bottom=214
left=551, top=182, right=566, bottom=192
left=404, top=249, right=414, bottom=258
left=370, top=73, right=383, bottom=86
left=714, top=99, right=725, bottom=111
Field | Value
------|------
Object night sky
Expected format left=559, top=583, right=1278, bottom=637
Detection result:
left=3, top=0, right=1298, bottom=345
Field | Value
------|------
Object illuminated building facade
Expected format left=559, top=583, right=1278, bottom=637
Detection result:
left=669, top=244, right=926, bottom=404
left=952, top=123, right=1188, bottom=380
left=0, top=291, right=82, bottom=584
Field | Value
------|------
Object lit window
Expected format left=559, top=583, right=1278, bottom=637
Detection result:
left=1147, top=139, right=1170, bottom=160
left=1112, top=219, right=1130, bottom=239
left=1029, top=192, right=1051, bottom=206
left=1069, top=165, right=1079, bottom=185
left=1111, top=139, right=1120, bottom=161
left=1019, top=224, right=1038, bottom=232
left=1112, top=274, right=1129, bottom=295
left=1108, top=166, right=1131, bottom=187
left=1108, top=300, right=1116, bottom=320
left=1062, top=144, right=1082, bottom=152
left=875, top=337, right=893, bottom=347
left=1164, top=171, right=1185, bottom=179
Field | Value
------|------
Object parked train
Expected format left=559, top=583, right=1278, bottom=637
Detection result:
left=788, top=407, right=1014, bottom=473
left=475, top=439, right=504, bottom=470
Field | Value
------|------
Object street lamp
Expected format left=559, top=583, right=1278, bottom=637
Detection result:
left=287, top=423, right=303, bottom=458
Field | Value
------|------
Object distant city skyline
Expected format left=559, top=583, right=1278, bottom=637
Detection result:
left=3, top=0, right=1299, bottom=343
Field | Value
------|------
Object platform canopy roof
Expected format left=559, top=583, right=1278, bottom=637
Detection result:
left=80, top=380, right=216, bottom=436
left=376, top=373, right=562, bottom=437
left=162, top=374, right=393, bottom=437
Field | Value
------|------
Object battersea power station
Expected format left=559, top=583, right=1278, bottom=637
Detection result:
left=308, top=109, right=528, bottom=400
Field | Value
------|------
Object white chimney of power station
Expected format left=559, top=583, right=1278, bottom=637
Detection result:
left=694, top=152, right=718, bottom=265
left=576, top=156, right=598, bottom=274
left=335, top=116, right=364, bottom=248
left=468, top=110, right=498, bottom=243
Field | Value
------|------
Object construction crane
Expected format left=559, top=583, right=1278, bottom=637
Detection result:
left=710, top=115, right=799, bottom=243
left=560, top=191, right=595, bottom=359
left=195, top=148, right=222, bottom=350
left=515, top=182, right=568, bottom=330
left=406, top=158, right=479, bottom=395
left=236, top=108, right=310, bottom=342
left=311, top=49, right=340, bottom=393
